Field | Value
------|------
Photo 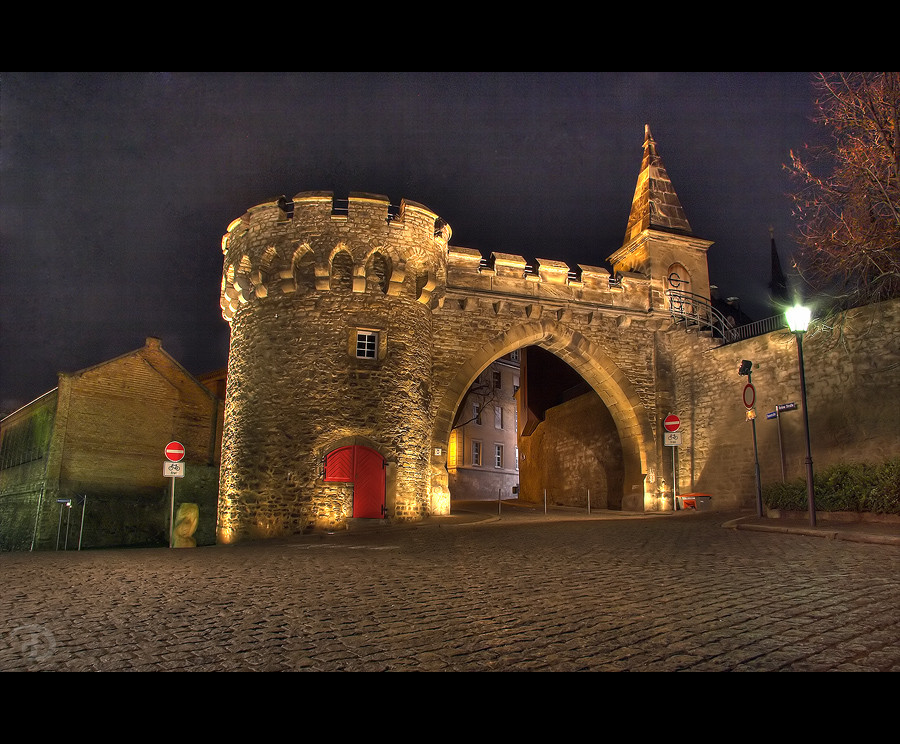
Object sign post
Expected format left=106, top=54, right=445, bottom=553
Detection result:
left=164, top=442, right=185, bottom=548
left=768, top=403, right=798, bottom=483
left=739, top=362, right=763, bottom=518
left=663, top=414, right=680, bottom=501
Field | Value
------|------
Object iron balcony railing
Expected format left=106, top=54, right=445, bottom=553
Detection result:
left=666, top=289, right=735, bottom=341
left=666, top=289, right=787, bottom=344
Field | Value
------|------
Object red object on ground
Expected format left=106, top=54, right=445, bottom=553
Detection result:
left=676, top=492, right=713, bottom=510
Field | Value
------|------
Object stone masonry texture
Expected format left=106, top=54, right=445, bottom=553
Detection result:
left=216, top=188, right=900, bottom=543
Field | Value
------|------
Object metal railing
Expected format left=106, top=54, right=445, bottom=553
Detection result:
left=724, top=314, right=788, bottom=342
left=666, top=289, right=736, bottom=342
left=666, top=289, right=787, bottom=344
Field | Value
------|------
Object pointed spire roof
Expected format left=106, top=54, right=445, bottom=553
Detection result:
left=622, top=125, right=694, bottom=246
left=769, top=227, right=790, bottom=304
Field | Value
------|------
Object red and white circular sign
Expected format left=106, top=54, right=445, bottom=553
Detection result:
left=742, top=383, right=756, bottom=410
left=663, top=414, right=681, bottom=432
left=165, top=441, right=185, bottom=462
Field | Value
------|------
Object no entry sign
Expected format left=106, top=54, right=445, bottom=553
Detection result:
left=743, top=383, right=756, bottom=410
left=663, top=414, right=681, bottom=433
left=165, top=441, right=185, bottom=462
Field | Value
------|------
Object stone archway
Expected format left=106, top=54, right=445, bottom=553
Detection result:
left=431, top=319, right=654, bottom=514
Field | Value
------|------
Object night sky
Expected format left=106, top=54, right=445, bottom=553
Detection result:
left=1, top=72, right=822, bottom=414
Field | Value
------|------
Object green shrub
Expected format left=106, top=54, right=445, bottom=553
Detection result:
left=762, top=457, right=900, bottom=515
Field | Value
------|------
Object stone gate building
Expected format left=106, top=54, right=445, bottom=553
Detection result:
left=216, top=125, right=730, bottom=541
left=217, top=123, right=896, bottom=542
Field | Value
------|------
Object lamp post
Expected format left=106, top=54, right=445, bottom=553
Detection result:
left=786, top=304, right=816, bottom=527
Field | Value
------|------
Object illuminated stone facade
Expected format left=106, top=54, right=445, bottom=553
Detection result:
left=447, top=354, right=521, bottom=501
left=0, top=338, right=221, bottom=550
left=217, top=127, right=724, bottom=541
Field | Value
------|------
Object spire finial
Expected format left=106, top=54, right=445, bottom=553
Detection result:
left=619, top=125, right=693, bottom=246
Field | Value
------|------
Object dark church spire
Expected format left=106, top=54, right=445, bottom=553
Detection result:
left=622, top=124, right=694, bottom=247
left=769, top=227, right=790, bottom=308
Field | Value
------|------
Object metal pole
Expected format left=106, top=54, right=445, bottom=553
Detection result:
left=796, top=333, right=817, bottom=527
left=169, top=476, right=175, bottom=548
left=544, top=489, right=547, bottom=514
left=751, top=418, right=763, bottom=518
left=31, top=486, right=44, bottom=552
left=672, top=447, right=677, bottom=500
left=747, top=370, right=763, bottom=518
left=78, top=495, right=87, bottom=551
left=777, top=411, right=786, bottom=483
left=64, top=503, right=71, bottom=550
left=587, top=489, right=590, bottom=515
left=498, top=488, right=501, bottom=516
left=56, top=503, right=63, bottom=550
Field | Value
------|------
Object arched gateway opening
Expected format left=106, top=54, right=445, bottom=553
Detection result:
left=432, top=320, right=653, bottom=513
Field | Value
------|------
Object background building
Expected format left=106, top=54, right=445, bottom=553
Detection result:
left=448, top=353, right=520, bottom=501
left=0, top=338, right=221, bottom=551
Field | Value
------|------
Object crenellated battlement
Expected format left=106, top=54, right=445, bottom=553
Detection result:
left=220, top=192, right=452, bottom=321
left=219, top=188, right=667, bottom=323
left=444, top=246, right=656, bottom=316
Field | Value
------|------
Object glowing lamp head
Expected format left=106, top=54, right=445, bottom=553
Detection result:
left=786, top=304, right=811, bottom=334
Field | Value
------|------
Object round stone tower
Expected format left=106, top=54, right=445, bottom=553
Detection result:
left=217, top=192, right=451, bottom=542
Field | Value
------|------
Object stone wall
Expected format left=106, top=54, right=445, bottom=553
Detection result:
left=517, top=390, right=624, bottom=510
left=217, top=189, right=898, bottom=539
left=217, top=192, right=714, bottom=537
left=218, top=194, right=449, bottom=541
left=0, top=339, right=221, bottom=550
left=669, top=299, right=900, bottom=508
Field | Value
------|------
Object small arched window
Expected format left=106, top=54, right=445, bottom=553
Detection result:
left=331, top=250, right=354, bottom=292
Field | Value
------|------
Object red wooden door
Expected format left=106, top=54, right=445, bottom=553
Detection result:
left=324, top=445, right=385, bottom=519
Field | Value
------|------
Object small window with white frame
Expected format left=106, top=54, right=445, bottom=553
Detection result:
left=494, top=443, right=503, bottom=468
left=472, top=441, right=482, bottom=466
left=356, top=330, right=378, bottom=359
left=494, top=405, right=503, bottom=429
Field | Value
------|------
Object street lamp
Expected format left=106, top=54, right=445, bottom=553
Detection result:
left=786, top=304, right=816, bottom=527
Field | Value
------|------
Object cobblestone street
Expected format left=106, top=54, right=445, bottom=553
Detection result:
left=2, top=510, right=898, bottom=672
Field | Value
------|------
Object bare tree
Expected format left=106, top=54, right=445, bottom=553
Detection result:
left=451, top=379, right=499, bottom=430
left=786, top=72, right=900, bottom=313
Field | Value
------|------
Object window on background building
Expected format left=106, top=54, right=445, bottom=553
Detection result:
left=472, top=441, right=482, bottom=466
left=356, top=330, right=378, bottom=359
left=495, top=444, right=503, bottom=468
left=473, top=403, right=482, bottom=425
left=493, top=369, right=502, bottom=390
left=448, top=430, right=459, bottom=468
left=494, top=405, right=503, bottom=429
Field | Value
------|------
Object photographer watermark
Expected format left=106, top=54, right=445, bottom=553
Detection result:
left=7, top=624, right=57, bottom=662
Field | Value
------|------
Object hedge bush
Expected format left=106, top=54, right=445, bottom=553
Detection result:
left=762, top=457, right=900, bottom=514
